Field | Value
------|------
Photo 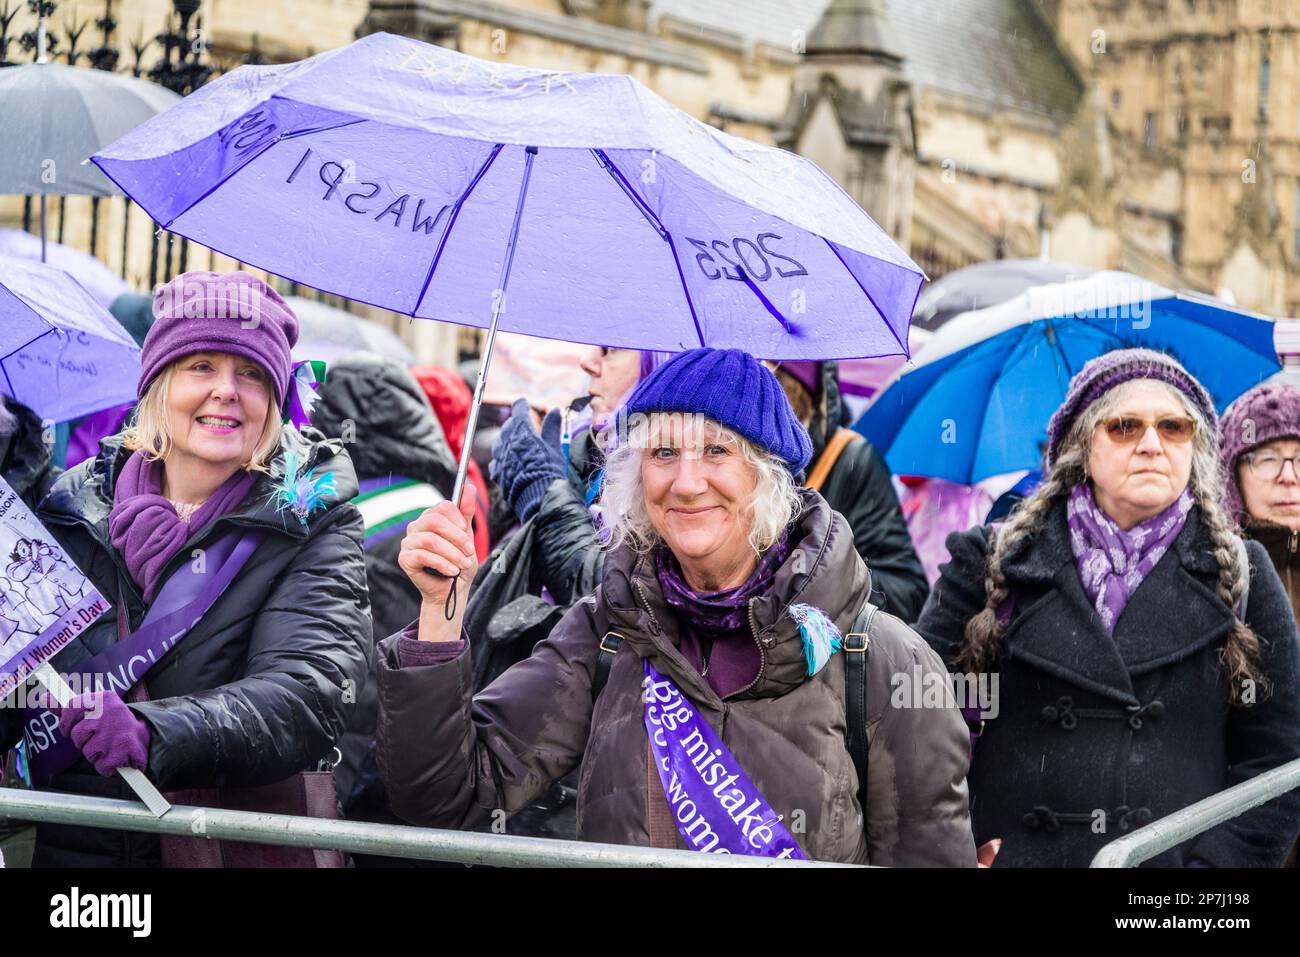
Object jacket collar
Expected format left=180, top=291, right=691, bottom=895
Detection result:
left=999, top=497, right=1235, bottom=705
left=41, top=427, right=358, bottom=555
left=599, top=489, right=870, bottom=705
left=1244, top=520, right=1300, bottom=569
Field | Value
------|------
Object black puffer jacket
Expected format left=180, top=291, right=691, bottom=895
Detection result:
left=309, top=355, right=457, bottom=637
left=807, top=363, right=928, bottom=622
left=917, top=500, right=1300, bottom=867
left=2, top=395, right=59, bottom=508
left=465, top=424, right=604, bottom=675
left=310, top=353, right=458, bottom=811
left=1, top=428, right=370, bottom=868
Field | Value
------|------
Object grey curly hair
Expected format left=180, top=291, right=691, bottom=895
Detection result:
left=956, top=378, right=1263, bottom=706
left=598, top=412, right=800, bottom=556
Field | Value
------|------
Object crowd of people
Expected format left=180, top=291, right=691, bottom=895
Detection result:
left=1, top=269, right=1299, bottom=868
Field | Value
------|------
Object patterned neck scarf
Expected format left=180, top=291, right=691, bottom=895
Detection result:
left=655, top=530, right=792, bottom=637
left=1067, top=482, right=1194, bottom=633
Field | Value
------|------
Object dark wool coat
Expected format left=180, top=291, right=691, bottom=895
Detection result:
left=916, top=499, right=1300, bottom=867
left=378, top=491, right=978, bottom=866
left=0, top=428, right=370, bottom=868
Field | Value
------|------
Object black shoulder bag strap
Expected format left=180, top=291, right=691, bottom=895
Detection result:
left=593, top=631, right=622, bottom=702
left=844, top=598, right=878, bottom=814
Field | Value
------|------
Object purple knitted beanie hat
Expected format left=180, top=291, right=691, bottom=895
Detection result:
left=140, top=271, right=299, bottom=403
left=1218, top=382, right=1300, bottom=525
left=1046, top=348, right=1217, bottom=467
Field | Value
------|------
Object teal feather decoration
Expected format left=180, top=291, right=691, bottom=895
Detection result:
left=790, top=603, right=842, bottom=676
left=270, top=449, right=337, bottom=526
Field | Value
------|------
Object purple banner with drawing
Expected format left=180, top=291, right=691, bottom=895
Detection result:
left=642, top=659, right=806, bottom=859
left=0, top=475, right=109, bottom=701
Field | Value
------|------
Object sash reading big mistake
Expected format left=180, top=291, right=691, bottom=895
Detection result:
left=0, top=476, right=109, bottom=704
left=642, top=659, right=806, bottom=859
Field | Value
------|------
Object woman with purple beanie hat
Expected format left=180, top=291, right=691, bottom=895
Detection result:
left=0, top=272, right=369, bottom=868
left=1219, top=382, right=1300, bottom=619
left=917, top=347, right=1300, bottom=868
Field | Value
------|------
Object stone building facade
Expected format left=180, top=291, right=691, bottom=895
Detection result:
left=1, top=0, right=1292, bottom=365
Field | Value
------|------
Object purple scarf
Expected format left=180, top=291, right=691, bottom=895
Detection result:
left=108, top=452, right=258, bottom=603
left=655, top=530, right=792, bottom=697
left=1067, top=483, right=1194, bottom=633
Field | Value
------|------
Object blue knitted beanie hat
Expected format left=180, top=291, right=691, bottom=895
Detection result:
left=622, top=348, right=814, bottom=474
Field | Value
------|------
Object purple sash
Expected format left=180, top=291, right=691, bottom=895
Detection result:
left=642, top=659, right=806, bottom=859
left=21, top=529, right=264, bottom=786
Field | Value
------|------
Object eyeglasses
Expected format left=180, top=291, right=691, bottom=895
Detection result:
left=1244, top=451, right=1300, bottom=480
left=1100, top=415, right=1196, bottom=445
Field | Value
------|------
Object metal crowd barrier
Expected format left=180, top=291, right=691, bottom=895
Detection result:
left=1091, top=757, right=1300, bottom=867
left=0, top=787, right=852, bottom=868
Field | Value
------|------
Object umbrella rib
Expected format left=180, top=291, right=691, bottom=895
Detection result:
left=596, top=151, right=705, bottom=347
left=738, top=266, right=797, bottom=334
left=666, top=234, right=706, bottom=347
left=823, top=238, right=910, bottom=357
left=0, top=327, right=56, bottom=364
left=159, top=114, right=366, bottom=230
left=1043, top=320, right=1075, bottom=381
left=411, top=143, right=504, bottom=318
left=591, top=149, right=666, bottom=239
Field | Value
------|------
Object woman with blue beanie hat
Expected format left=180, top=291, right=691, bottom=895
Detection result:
left=375, top=347, right=977, bottom=865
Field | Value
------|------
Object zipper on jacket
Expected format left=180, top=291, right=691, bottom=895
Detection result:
left=736, top=597, right=768, bottom=698
left=1289, top=530, right=1298, bottom=599
left=631, top=575, right=768, bottom=700
left=632, top=576, right=665, bottom=638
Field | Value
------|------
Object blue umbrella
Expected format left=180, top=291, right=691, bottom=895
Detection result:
left=856, top=271, right=1281, bottom=484
left=91, top=32, right=923, bottom=501
left=0, top=256, right=142, bottom=423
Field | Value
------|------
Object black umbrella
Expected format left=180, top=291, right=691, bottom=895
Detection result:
left=0, top=22, right=179, bottom=260
left=912, top=258, right=1094, bottom=332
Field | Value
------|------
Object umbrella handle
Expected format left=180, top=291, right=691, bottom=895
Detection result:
left=425, top=146, right=540, bottom=621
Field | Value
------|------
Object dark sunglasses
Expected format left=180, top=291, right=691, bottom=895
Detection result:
left=1101, top=415, right=1196, bottom=445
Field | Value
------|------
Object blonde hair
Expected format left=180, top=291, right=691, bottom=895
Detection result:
left=599, top=412, right=800, bottom=556
left=123, top=360, right=282, bottom=474
left=956, top=378, right=1263, bottom=705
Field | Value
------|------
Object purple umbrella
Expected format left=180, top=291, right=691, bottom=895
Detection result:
left=0, top=229, right=129, bottom=310
left=0, top=256, right=141, bottom=423
left=92, top=32, right=922, bottom=502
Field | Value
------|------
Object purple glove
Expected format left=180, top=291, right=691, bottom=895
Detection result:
left=58, top=690, right=151, bottom=777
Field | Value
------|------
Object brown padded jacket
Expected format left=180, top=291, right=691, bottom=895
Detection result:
left=376, top=490, right=977, bottom=865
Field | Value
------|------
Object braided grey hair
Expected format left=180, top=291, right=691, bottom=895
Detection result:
left=956, top=379, right=1263, bottom=705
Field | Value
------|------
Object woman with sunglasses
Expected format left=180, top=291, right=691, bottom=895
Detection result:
left=1219, top=383, right=1300, bottom=620
left=916, top=349, right=1300, bottom=867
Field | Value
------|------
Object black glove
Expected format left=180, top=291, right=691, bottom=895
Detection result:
left=489, top=399, right=566, bottom=523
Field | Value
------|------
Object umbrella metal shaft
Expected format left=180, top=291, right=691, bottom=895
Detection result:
left=451, top=146, right=539, bottom=507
